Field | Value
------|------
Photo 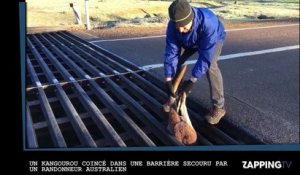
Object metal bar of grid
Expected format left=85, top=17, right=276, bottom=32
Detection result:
left=49, top=32, right=202, bottom=146
left=27, top=38, right=98, bottom=147
left=26, top=31, right=265, bottom=148
left=29, top=35, right=126, bottom=147
left=43, top=33, right=184, bottom=146
left=58, top=32, right=138, bottom=74
left=33, top=103, right=130, bottom=130
left=26, top=105, right=39, bottom=148
left=61, top=31, right=140, bottom=71
left=27, top=56, right=67, bottom=147
left=37, top=33, right=155, bottom=146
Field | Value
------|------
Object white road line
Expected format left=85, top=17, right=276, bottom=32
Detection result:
left=226, top=24, right=299, bottom=32
left=141, top=45, right=299, bottom=70
left=90, top=24, right=299, bottom=43
left=90, top=35, right=166, bottom=43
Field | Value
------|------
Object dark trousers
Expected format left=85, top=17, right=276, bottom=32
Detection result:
left=176, top=42, right=225, bottom=108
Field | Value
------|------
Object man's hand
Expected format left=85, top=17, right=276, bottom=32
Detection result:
left=165, top=80, right=176, bottom=97
left=178, top=80, right=195, bottom=96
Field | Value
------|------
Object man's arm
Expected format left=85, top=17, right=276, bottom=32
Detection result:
left=164, top=23, right=181, bottom=81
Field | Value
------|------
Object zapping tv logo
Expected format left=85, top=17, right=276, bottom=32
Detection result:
left=242, top=161, right=292, bottom=169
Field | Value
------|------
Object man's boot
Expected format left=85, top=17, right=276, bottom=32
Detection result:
left=205, top=106, right=226, bottom=125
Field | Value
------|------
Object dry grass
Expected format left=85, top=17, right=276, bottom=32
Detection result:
left=26, top=0, right=299, bottom=27
left=27, top=0, right=172, bottom=27
left=209, top=1, right=299, bottom=20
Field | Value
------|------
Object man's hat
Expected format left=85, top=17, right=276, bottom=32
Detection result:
left=168, top=0, right=194, bottom=28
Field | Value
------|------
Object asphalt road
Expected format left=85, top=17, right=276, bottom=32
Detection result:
left=90, top=22, right=299, bottom=144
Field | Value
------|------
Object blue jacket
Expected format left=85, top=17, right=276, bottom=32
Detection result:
left=164, top=7, right=226, bottom=79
